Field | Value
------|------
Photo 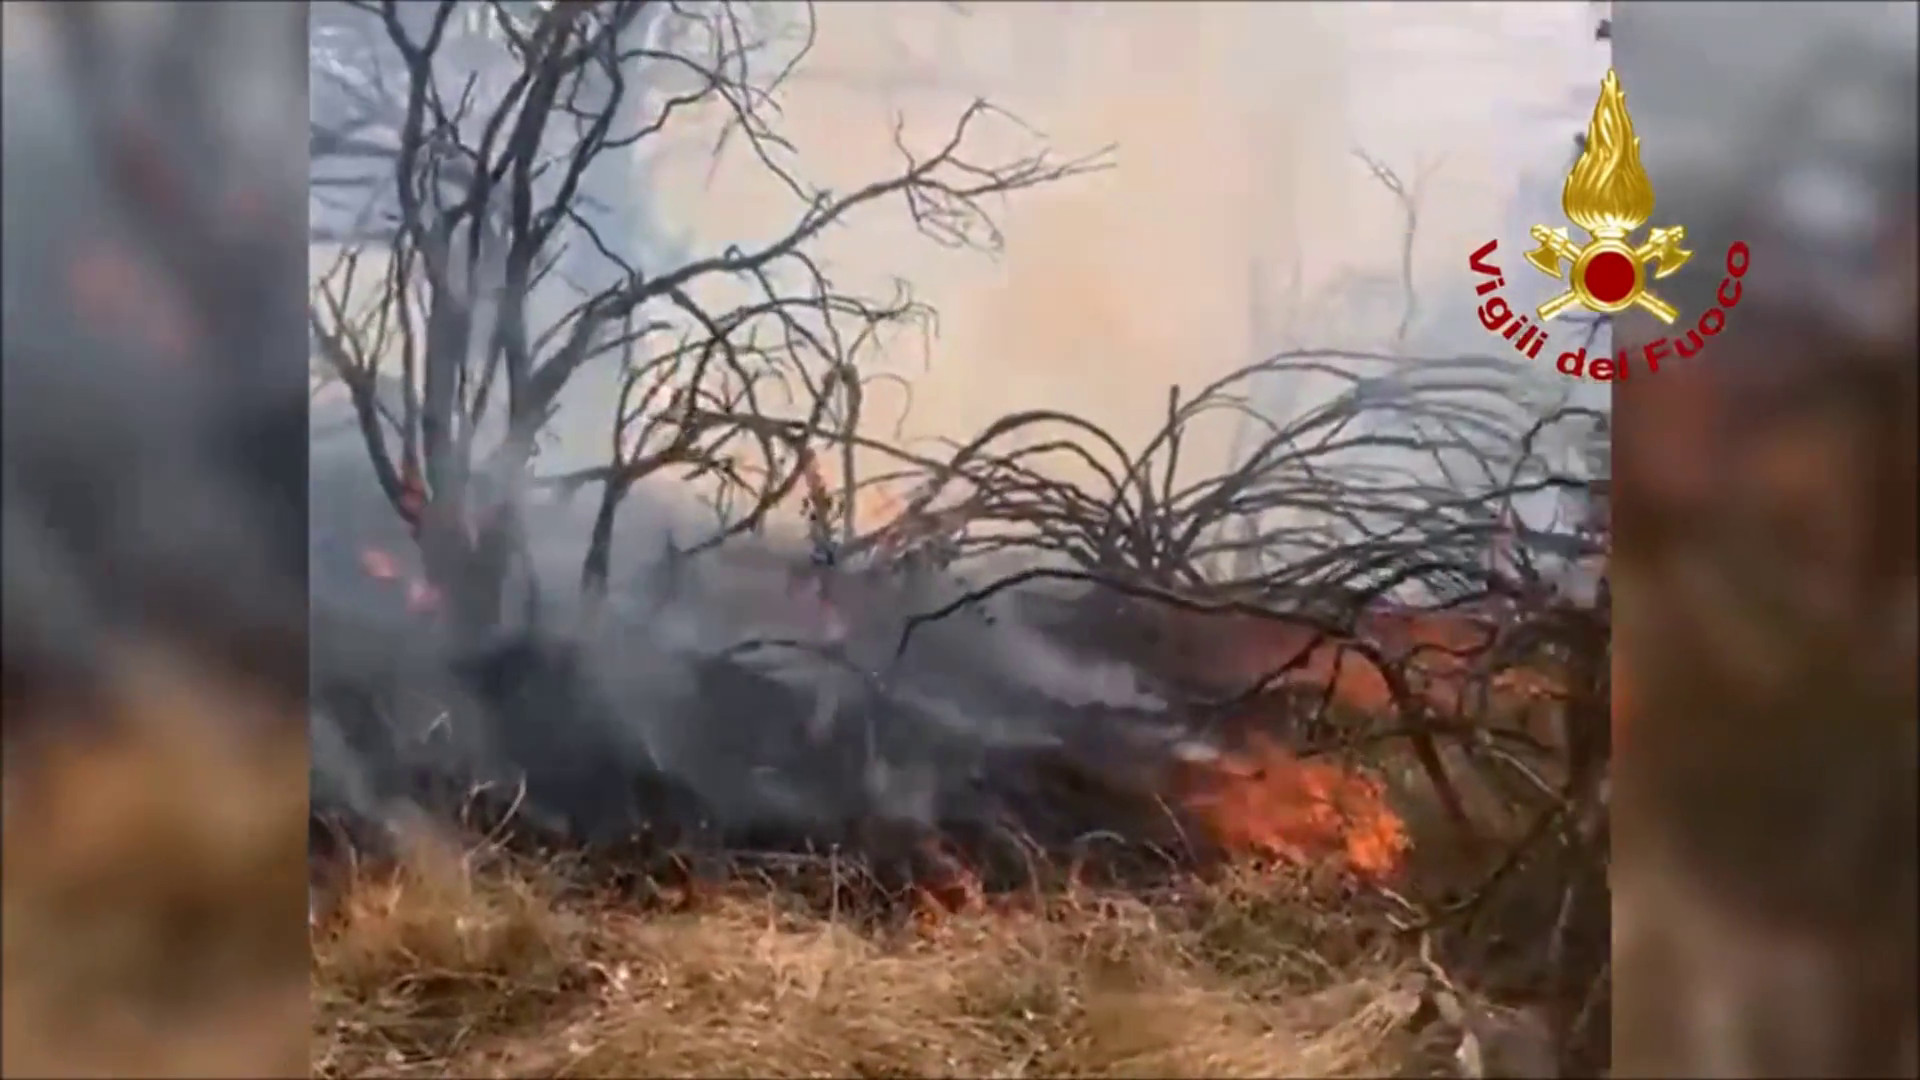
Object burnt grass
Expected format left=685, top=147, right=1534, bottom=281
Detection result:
left=312, top=624, right=1225, bottom=915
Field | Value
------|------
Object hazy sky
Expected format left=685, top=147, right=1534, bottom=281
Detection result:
left=306, top=2, right=1614, bottom=518
left=629, top=2, right=1612, bottom=485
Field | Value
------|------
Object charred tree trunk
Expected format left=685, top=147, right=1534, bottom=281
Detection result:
left=417, top=496, right=518, bottom=643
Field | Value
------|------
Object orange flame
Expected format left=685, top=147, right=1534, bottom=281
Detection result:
left=1181, top=735, right=1410, bottom=881
left=358, top=546, right=444, bottom=615
left=910, top=839, right=987, bottom=931
left=1164, top=606, right=1571, bottom=727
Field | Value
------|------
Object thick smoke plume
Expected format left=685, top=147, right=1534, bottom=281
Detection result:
left=310, top=416, right=1200, bottom=870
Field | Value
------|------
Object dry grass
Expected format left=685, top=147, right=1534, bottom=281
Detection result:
left=0, top=647, right=1565, bottom=1080
left=306, top=686, right=1578, bottom=1079
left=311, top=829, right=1555, bottom=1080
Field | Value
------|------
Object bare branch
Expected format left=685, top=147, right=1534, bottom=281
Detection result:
left=309, top=0, right=1102, bottom=635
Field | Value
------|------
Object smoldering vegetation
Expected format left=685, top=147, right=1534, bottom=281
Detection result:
left=298, top=3, right=1613, bottom=1074
left=307, top=347, right=1606, bottom=903
left=301, top=0, right=1608, bottom=914
left=310, top=412, right=1199, bottom=871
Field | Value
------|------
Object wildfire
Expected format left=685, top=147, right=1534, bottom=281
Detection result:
left=910, top=838, right=988, bottom=927
left=1180, top=735, right=1410, bottom=882
left=1171, top=607, right=1571, bottom=731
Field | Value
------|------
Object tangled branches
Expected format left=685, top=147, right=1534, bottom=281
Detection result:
left=819, top=345, right=1613, bottom=1069
left=307, top=0, right=1107, bottom=637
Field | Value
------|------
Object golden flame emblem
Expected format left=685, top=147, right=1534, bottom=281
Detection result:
left=1525, top=69, right=1693, bottom=324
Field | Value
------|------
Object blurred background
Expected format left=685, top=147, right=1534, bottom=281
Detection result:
left=2, top=3, right=311, bottom=1076
left=1609, top=1, right=1918, bottom=1075
left=0, top=1, right=1912, bottom=1077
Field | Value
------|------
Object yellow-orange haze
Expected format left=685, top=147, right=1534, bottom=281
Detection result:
left=630, top=2, right=1608, bottom=493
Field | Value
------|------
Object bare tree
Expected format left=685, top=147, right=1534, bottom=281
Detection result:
left=308, top=0, right=1106, bottom=639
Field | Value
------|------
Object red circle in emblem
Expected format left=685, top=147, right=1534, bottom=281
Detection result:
left=1582, top=250, right=1637, bottom=305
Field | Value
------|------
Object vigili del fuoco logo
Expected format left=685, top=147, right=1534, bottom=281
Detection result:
left=1468, top=69, right=1751, bottom=381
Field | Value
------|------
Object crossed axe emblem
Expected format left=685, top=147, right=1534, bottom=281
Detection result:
left=1524, top=224, right=1693, bottom=324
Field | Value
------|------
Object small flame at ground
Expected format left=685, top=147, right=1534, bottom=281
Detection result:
left=1181, top=735, right=1410, bottom=882
left=912, top=839, right=988, bottom=924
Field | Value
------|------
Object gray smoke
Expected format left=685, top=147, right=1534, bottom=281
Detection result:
left=308, top=403, right=1189, bottom=854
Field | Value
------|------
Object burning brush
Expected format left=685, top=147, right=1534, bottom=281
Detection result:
left=1177, top=735, right=1411, bottom=884
left=308, top=415, right=1425, bottom=916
